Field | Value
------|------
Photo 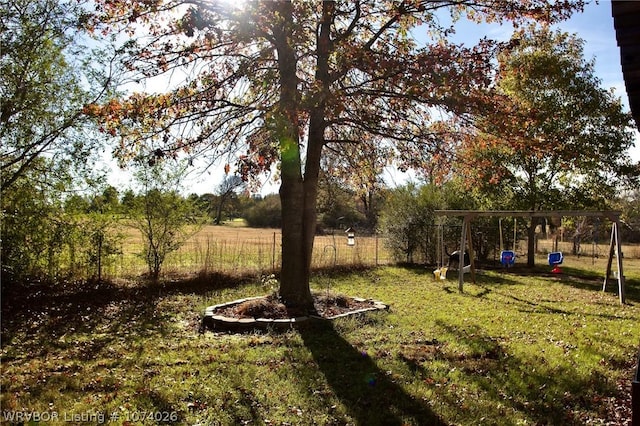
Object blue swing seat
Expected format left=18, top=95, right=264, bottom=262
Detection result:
left=548, top=252, right=563, bottom=266
left=500, top=250, right=515, bottom=267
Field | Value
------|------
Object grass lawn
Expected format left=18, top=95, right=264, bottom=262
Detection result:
left=1, top=256, right=639, bottom=425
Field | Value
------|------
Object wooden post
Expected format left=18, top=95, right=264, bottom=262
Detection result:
left=435, top=224, right=441, bottom=267
left=467, top=218, right=476, bottom=284
left=440, top=224, right=445, bottom=267
left=614, top=220, right=626, bottom=304
left=458, top=214, right=476, bottom=291
left=603, top=220, right=626, bottom=304
left=459, top=216, right=467, bottom=292
left=603, top=222, right=615, bottom=292
left=375, top=232, right=379, bottom=266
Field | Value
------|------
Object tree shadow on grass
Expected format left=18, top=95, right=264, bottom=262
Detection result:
left=298, top=320, right=446, bottom=426
left=472, top=281, right=633, bottom=322
left=552, top=266, right=640, bottom=304
left=480, top=264, right=639, bottom=305
left=0, top=271, right=251, bottom=354
left=460, top=266, right=637, bottom=317
left=0, top=272, right=260, bottom=423
left=433, top=321, right=628, bottom=424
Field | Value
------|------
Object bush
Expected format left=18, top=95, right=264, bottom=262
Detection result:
left=379, top=184, right=444, bottom=264
left=244, top=194, right=282, bottom=228
left=1, top=162, right=132, bottom=287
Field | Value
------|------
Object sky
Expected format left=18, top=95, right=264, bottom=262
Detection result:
left=107, top=0, right=639, bottom=196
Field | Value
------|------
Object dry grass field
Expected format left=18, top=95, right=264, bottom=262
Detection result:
left=111, top=225, right=395, bottom=278
left=107, top=224, right=640, bottom=280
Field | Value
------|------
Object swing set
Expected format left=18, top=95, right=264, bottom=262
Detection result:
left=434, top=210, right=627, bottom=305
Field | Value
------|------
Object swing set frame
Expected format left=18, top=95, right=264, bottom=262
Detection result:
left=434, top=210, right=627, bottom=304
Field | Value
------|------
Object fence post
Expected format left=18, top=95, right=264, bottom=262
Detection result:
left=272, top=232, right=276, bottom=272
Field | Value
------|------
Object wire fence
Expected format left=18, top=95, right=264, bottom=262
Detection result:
left=535, top=239, right=640, bottom=261
left=101, top=225, right=640, bottom=280
left=105, top=230, right=396, bottom=278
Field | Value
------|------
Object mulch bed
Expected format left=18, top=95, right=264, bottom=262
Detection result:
left=212, top=292, right=378, bottom=320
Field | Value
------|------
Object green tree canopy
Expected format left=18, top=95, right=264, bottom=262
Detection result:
left=458, top=25, right=636, bottom=210
left=212, top=174, right=245, bottom=225
left=0, top=0, right=117, bottom=191
left=128, top=161, right=204, bottom=280
left=380, top=183, right=445, bottom=264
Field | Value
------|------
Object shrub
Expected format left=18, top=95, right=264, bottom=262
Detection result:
left=244, top=194, right=281, bottom=228
left=379, top=183, right=443, bottom=264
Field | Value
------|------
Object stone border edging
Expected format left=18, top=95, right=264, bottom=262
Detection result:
left=201, top=296, right=389, bottom=333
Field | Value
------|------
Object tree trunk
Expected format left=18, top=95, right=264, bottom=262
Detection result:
left=272, top=1, right=314, bottom=310
left=214, top=196, right=225, bottom=225
left=273, top=1, right=334, bottom=312
left=279, top=177, right=313, bottom=309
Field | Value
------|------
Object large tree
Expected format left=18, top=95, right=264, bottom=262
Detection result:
left=1, top=0, right=121, bottom=284
left=454, top=25, right=636, bottom=266
left=87, top=0, right=583, bottom=310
